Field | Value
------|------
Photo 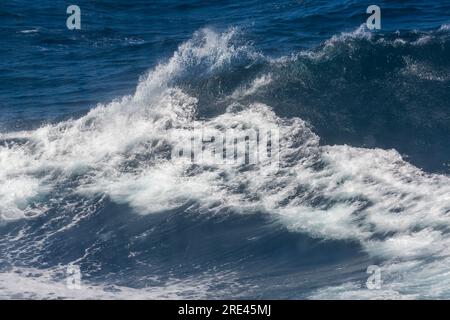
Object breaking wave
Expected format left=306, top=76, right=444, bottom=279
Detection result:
left=1, top=26, right=450, bottom=299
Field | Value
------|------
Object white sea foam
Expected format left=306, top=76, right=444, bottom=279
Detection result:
left=231, top=74, right=273, bottom=99
left=19, top=29, right=39, bottom=34
left=324, top=24, right=372, bottom=47
left=439, top=24, right=450, bottom=31
left=0, top=267, right=243, bottom=299
left=402, top=57, right=449, bottom=81
left=2, top=28, right=450, bottom=299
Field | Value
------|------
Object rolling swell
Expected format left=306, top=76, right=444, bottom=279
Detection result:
left=1, top=26, right=450, bottom=299
left=178, top=26, right=450, bottom=172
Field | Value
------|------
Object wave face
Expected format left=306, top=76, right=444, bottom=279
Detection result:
left=1, top=1, right=450, bottom=299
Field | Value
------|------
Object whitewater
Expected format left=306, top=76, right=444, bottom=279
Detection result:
left=1, top=27, right=450, bottom=299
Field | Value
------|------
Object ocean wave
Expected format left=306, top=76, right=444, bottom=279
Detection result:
left=2, top=27, right=450, bottom=299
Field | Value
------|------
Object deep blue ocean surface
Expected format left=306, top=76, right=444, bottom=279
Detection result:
left=1, top=0, right=450, bottom=299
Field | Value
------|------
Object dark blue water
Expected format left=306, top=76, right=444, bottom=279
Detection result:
left=1, top=0, right=450, bottom=299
